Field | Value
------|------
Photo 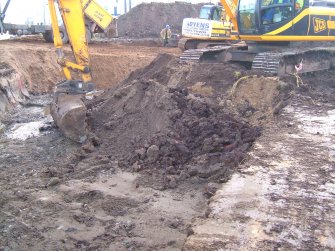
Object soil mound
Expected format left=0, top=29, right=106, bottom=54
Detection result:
left=116, top=2, right=202, bottom=38
left=85, top=55, right=262, bottom=188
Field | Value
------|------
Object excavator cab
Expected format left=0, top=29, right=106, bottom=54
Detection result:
left=237, top=0, right=335, bottom=39
left=230, top=0, right=335, bottom=75
left=237, top=0, right=300, bottom=35
left=199, top=5, right=223, bottom=21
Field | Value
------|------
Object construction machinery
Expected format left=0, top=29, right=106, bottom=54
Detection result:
left=48, top=0, right=112, bottom=142
left=178, top=2, right=242, bottom=62
left=179, top=3, right=238, bottom=51
left=0, top=0, right=112, bottom=43
left=0, top=0, right=11, bottom=34
left=181, top=0, right=335, bottom=75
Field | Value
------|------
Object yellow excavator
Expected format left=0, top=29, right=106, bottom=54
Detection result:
left=47, top=0, right=112, bottom=142
left=178, top=2, right=243, bottom=63
left=182, top=0, right=335, bottom=74
left=178, top=3, right=239, bottom=50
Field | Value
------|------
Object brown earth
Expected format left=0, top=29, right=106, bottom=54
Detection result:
left=1, top=38, right=335, bottom=251
left=0, top=38, right=180, bottom=94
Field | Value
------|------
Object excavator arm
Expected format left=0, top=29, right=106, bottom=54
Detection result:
left=220, top=0, right=239, bottom=32
left=48, top=0, right=98, bottom=143
left=48, top=0, right=93, bottom=91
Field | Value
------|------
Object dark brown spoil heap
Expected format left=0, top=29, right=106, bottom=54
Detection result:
left=116, top=2, right=203, bottom=38
left=86, top=54, right=261, bottom=188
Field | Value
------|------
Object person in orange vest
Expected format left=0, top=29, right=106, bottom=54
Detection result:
left=160, top=24, right=172, bottom=47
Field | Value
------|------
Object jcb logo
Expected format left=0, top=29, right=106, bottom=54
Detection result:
left=313, top=18, right=327, bottom=33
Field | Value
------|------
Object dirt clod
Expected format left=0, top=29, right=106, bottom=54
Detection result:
left=146, top=144, right=160, bottom=163
left=47, top=177, right=60, bottom=187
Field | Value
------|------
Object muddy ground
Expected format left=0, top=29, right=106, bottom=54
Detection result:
left=1, top=38, right=335, bottom=250
left=184, top=72, right=335, bottom=250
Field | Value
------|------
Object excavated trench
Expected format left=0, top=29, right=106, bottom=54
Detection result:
left=0, top=40, right=307, bottom=250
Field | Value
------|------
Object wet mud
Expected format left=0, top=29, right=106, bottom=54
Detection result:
left=184, top=71, right=335, bottom=250
left=1, top=49, right=332, bottom=251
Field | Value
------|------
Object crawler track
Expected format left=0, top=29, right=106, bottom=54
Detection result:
left=252, top=48, right=335, bottom=75
left=179, top=46, right=231, bottom=63
left=180, top=45, right=335, bottom=76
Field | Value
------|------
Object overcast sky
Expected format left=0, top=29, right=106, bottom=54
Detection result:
left=0, top=0, right=213, bottom=24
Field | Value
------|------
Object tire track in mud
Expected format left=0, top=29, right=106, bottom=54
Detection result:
left=184, top=93, right=335, bottom=250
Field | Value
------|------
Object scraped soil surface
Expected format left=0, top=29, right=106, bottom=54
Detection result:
left=1, top=42, right=334, bottom=251
left=0, top=39, right=180, bottom=94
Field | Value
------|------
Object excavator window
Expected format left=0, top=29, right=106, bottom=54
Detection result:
left=238, top=0, right=257, bottom=33
left=260, top=0, right=293, bottom=24
left=261, top=0, right=273, bottom=6
left=199, top=5, right=223, bottom=21
left=295, top=0, right=304, bottom=12
left=212, top=8, right=222, bottom=21
left=199, top=6, right=212, bottom=19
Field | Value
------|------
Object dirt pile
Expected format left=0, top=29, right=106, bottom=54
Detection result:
left=116, top=2, right=203, bottom=38
left=83, top=55, right=263, bottom=188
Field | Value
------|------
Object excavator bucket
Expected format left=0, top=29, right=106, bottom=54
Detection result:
left=50, top=93, right=87, bottom=143
left=46, top=0, right=107, bottom=143
left=50, top=80, right=94, bottom=143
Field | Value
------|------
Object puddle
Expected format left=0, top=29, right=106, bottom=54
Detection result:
left=1, top=96, right=54, bottom=141
left=295, top=109, right=335, bottom=136
left=5, top=116, right=53, bottom=140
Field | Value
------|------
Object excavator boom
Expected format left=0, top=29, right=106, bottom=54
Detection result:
left=48, top=0, right=92, bottom=83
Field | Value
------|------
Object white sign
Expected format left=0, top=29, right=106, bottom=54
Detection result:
left=182, top=18, right=212, bottom=38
